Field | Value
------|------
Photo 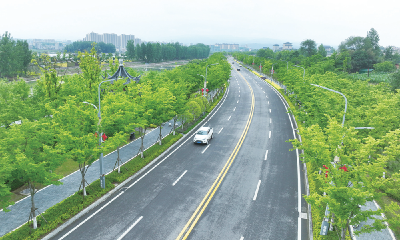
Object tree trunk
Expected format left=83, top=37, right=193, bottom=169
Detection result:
left=117, top=147, right=121, bottom=173
left=173, top=116, right=177, bottom=135
left=140, top=128, right=145, bottom=158
left=29, top=181, right=37, bottom=229
left=159, top=125, right=162, bottom=145
left=79, top=163, right=86, bottom=196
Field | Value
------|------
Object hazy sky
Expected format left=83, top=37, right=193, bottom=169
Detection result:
left=2, top=0, right=399, bottom=48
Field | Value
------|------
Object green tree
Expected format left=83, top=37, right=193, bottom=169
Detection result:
left=78, top=43, right=101, bottom=90
left=0, top=32, right=14, bottom=77
left=291, top=119, right=400, bottom=239
left=1, top=118, right=64, bottom=228
left=126, top=40, right=135, bottom=60
left=146, top=42, right=154, bottom=63
left=0, top=155, right=13, bottom=212
left=300, top=39, right=317, bottom=57
left=373, top=61, right=395, bottom=72
left=317, top=44, right=327, bottom=57
left=54, top=98, right=99, bottom=197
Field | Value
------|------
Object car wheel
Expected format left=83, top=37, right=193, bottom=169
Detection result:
left=211, top=134, right=213, bottom=139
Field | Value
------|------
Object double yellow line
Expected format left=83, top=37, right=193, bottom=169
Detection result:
left=176, top=72, right=255, bottom=240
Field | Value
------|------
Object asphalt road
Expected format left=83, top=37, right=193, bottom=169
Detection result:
left=49, top=58, right=307, bottom=240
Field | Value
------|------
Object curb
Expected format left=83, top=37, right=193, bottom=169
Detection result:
left=42, top=86, right=229, bottom=240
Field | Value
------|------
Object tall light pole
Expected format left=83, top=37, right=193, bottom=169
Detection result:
left=311, top=83, right=374, bottom=235
left=311, top=84, right=347, bottom=126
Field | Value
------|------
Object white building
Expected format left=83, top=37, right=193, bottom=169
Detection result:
left=282, top=42, right=293, bottom=50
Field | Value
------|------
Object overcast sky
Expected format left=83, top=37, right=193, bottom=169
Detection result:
left=2, top=0, right=399, bottom=48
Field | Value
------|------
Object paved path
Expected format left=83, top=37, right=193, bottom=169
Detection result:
left=0, top=120, right=178, bottom=237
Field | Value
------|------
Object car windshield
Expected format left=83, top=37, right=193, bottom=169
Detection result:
left=197, top=130, right=208, bottom=135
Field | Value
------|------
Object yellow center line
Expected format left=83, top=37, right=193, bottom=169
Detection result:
left=176, top=71, right=255, bottom=240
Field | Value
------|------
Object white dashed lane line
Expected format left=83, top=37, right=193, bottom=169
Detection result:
left=253, top=180, right=261, bottom=201
left=172, top=170, right=188, bottom=186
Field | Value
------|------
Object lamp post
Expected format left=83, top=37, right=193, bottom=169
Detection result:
left=311, top=83, right=374, bottom=235
left=311, top=84, right=347, bottom=127
left=294, top=65, right=305, bottom=82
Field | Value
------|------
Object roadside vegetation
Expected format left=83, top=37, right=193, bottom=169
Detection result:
left=234, top=28, right=400, bottom=239
left=0, top=40, right=230, bottom=239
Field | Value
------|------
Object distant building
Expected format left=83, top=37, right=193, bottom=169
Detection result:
left=83, top=32, right=137, bottom=51
left=210, top=43, right=239, bottom=52
left=282, top=42, right=292, bottom=50
left=273, top=44, right=279, bottom=52
left=324, top=45, right=333, bottom=52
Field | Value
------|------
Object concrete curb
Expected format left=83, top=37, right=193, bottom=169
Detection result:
left=42, top=86, right=229, bottom=240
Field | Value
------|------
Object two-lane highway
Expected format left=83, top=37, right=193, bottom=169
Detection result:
left=49, top=58, right=307, bottom=240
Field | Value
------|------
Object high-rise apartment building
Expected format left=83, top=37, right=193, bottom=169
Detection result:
left=83, top=32, right=136, bottom=51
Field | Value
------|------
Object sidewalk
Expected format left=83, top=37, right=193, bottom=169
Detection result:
left=0, top=88, right=222, bottom=237
left=0, top=120, right=178, bottom=237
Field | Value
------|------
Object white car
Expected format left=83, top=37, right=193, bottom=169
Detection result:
left=193, top=126, right=213, bottom=144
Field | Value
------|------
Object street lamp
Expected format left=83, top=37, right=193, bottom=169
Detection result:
left=311, top=84, right=347, bottom=127
left=294, top=65, right=305, bottom=82
left=311, top=83, right=374, bottom=235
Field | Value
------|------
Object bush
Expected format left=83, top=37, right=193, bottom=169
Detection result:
left=374, top=61, right=395, bottom=73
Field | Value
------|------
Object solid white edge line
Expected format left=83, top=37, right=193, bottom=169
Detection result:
left=172, top=170, right=188, bottom=186
left=201, top=145, right=210, bottom=154
left=218, top=128, right=223, bottom=134
left=253, top=180, right=261, bottom=201
left=51, top=84, right=233, bottom=239
left=116, top=216, right=143, bottom=240
left=266, top=78, right=302, bottom=240
left=264, top=150, right=268, bottom=161
left=58, top=191, right=125, bottom=240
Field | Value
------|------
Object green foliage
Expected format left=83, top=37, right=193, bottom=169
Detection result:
left=135, top=42, right=210, bottom=63
left=78, top=44, right=102, bottom=90
left=389, top=70, right=400, bottom=91
left=235, top=45, right=400, bottom=238
left=374, top=61, right=396, bottom=73
left=300, top=39, right=317, bottom=57
left=318, top=44, right=327, bottom=57
left=1, top=134, right=181, bottom=240
left=125, top=40, right=135, bottom=60
left=338, top=28, right=382, bottom=73
left=0, top=31, right=32, bottom=78
left=64, top=41, right=115, bottom=53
